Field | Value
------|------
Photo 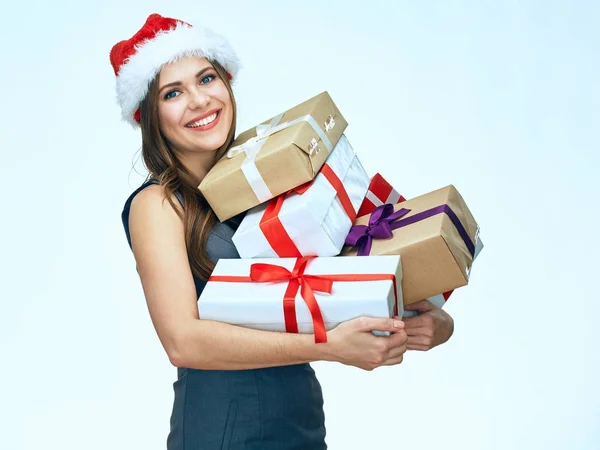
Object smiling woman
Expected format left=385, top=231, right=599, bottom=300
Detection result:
left=110, top=13, right=408, bottom=450
left=134, top=54, right=238, bottom=284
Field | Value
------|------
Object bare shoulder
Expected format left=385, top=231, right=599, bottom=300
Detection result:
left=128, top=183, right=185, bottom=252
left=129, top=184, right=184, bottom=229
left=130, top=183, right=179, bottom=217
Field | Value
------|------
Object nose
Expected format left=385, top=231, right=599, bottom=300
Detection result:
left=188, top=88, right=210, bottom=110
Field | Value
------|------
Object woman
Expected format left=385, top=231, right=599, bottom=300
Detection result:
left=111, top=13, right=453, bottom=449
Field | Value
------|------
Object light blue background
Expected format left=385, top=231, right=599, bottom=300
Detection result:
left=1, top=1, right=598, bottom=449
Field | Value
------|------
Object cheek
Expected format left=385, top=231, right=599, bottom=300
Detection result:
left=222, top=96, right=234, bottom=128
left=212, top=83, right=233, bottom=111
left=158, top=104, right=182, bottom=135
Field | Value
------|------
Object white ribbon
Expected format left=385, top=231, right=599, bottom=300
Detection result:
left=385, top=190, right=401, bottom=204
left=364, top=187, right=401, bottom=208
left=364, top=190, right=384, bottom=207
left=226, top=114, right=334, bottom=203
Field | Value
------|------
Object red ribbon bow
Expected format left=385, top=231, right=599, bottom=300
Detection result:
left=250, top=257, right=331, bottom=343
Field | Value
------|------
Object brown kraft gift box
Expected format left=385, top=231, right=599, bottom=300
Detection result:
left=198, top=91, right=348, bottom=221
left=342, top=185, right=480, bottom=304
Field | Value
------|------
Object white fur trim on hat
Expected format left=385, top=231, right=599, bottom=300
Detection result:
left=116, top=22, right=240, bottom=127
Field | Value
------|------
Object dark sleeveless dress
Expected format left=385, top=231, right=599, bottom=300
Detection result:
left=122, top=180, right=327, bottom=450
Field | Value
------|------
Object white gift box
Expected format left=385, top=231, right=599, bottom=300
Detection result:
left=232, top=134, right=370, bottom=259
left=198, top=255, right=404, bottom=339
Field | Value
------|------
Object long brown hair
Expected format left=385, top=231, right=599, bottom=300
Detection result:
left=138, top=61, right=237, bottom=281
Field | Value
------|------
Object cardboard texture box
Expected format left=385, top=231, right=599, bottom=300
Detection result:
left=342, top=185, right=480, bottom=304
left=199, top=91, right=348, bottom=221
left=199, top=255, right=403, bottom=342
left=356, top=173, right=484, bottom=315
left=232, top=134, right=370, bottom=258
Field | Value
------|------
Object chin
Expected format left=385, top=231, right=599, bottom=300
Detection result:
left=192, top=132, right=229, bottom=153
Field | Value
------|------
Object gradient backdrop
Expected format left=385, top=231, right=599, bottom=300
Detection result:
left=2, top=1, right=599, bottom=449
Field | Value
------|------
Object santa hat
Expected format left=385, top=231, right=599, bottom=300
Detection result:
left=109, top=13, right=240, bottom=127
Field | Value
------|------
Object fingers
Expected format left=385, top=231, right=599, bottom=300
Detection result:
left=386, top=344, right=407, bottom=360
left=401, top=315, right=422, bottom=328
left=406, top=335, right=435, bottom=351
left=405, top=326, right=434, bottom=337
left=376, top=328, right=406, bottom=349
left=361, top=343, right=407, bottom=370
left=379, top=330, right=408, bottom=363
left=404, top=313, right=436, bottom=331
left=389, top=329, right=408, bottom=345
left=380, top=354, right=405, bottom=366
left=407, top=343, right=431, bottom=351
left=404, top=299, right=437, bottom=312
left=354, top=316, right=404, bottom=332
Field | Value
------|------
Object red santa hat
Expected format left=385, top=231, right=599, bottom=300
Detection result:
left=109, top=13, right=240, bottom=127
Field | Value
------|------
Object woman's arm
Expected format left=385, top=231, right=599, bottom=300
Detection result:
left=129, top=185, right=407, bottom=371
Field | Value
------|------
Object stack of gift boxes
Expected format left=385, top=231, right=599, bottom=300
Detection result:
left=196, top=92, right=483, bottom=343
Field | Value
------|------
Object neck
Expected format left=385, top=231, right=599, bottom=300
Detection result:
left=177, top=149, right=218, bottom=182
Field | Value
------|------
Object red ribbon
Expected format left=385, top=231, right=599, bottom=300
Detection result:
left=258, top=163, right=357, bottom=257
left=258, top=182, right=313, bottom=257
left=208, top=257, right=400, bottom=343
left=320, top=164, right=357, bottom=222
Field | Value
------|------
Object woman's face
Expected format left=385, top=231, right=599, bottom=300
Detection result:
left=156, top=56, right=233, bottom=155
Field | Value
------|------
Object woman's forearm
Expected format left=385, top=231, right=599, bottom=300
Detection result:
left=169, top=319, right=332, bottom=370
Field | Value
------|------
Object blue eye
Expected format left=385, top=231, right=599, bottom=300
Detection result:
left=164, top=90, right=180, bottom=100
left=200, top=74, right=216, bottom=85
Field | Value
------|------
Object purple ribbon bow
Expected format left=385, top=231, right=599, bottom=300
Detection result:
left=344, top=204, right=411, bottom=256
left=345, top=203, right=476, bottom=257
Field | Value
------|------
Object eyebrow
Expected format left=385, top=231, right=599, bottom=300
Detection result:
left=158, top=67, right=214, bottom=93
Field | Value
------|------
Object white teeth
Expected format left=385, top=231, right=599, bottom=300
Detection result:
left=187, top=112, right=218, bottom=128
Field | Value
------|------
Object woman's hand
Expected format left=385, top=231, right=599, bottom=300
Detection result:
left=323, top=317, right=408, bottom=371
left=401, top=300, right=454, bottom=351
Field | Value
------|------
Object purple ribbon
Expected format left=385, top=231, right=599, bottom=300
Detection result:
left=345, top=203, right=476, bottom=257
left=344, top=204, right=411, bottom=256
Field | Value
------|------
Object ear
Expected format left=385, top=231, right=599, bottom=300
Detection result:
left=134, top=108, right=141, bottom=123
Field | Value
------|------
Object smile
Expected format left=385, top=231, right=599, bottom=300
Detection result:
left=185, top=110, right=221, bottom=131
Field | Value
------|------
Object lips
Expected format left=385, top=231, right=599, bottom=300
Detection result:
left=185, top=109, right=221, bottom=128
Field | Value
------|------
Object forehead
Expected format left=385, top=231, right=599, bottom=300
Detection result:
left=158, top=56, right=214, bottom=84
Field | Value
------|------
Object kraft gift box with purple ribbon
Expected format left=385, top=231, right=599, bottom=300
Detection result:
left=342, top=185, right=480, bottom=305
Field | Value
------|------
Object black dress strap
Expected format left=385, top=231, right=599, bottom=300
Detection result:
left=121, top=179, right=159, bottom=250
